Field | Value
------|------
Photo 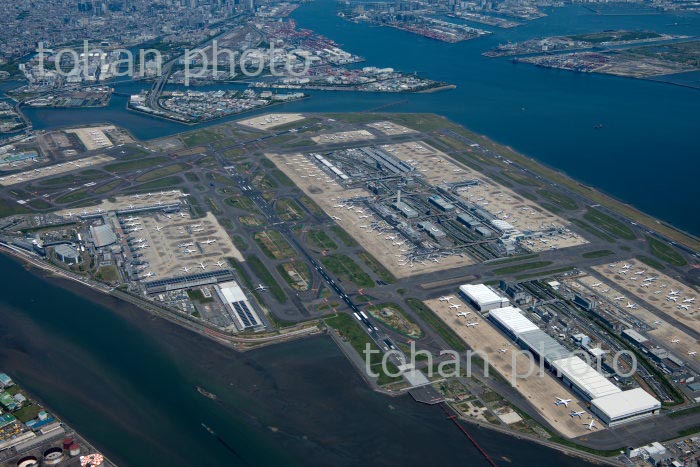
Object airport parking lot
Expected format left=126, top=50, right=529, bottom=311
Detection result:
left=65, top=125, right=119, bottom=150
left=235, top=112, right=306, bottom=129
left=366, top=121, right=416, bottom=136
left=123, top=211, right=243, bottom=280
left=311, top=129, right=375, bottom=144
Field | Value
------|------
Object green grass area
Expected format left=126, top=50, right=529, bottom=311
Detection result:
left=367, top=302, right=423, bottom=338
left=406, top=298, right=466, bottom=352
left=254, top=230, right=296, bottom=260
left=269, top=168, right=295, bottom=187
left=322, top=254, right=374, bottom=288
left=186, top=288, right=213, bottom=303
left=581, top=250, right=614, bottom=259
left=307, top=229, right=338, bottom=250
left=27, top=199, right=52, bottom=210
left=182, top=129, right=221, bottom=147
left=537, top=189, right=578, bottom=210
left=12, top=404, right=43, bottom=424
left=232, top=235, right=249, bottom=251
left=569, top=30, right=662, bottom=44
left=330, top=225, right=358, bottom=247
left=668, top=405, right=700, bottom=419
left=492, top=261, right=553, bottom=275
left=225, top=196, right=260, bottom=214
left=569, top=218, right=616, bottom=243
left=584, top=208, right=636, bottom=240
left=135, top=163, right=189, bottom=182
left=515, top=266, right=576, bottom=280
left=93, top=179, right=123, bottom=195
left=275, top=198, right=305, bottom=221
left=55, top=189, right=90, bottom=204
left=246, top=255, right=287, bottom=303
left=646, top=236, right=687, bottom=267
left=358, top=252, right=396, bottom=284
left=276, top=261, right=311, bottom=291
left=636, top=255, right=666, bottom=271
left=299, top=195, right=324, bottom=216
left=94, top=265, right=119, bottom=283
left=128, top=176, right=184, bottom=192
left=103, top=156, right=168, bottom=173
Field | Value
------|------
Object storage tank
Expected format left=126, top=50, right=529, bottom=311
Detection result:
left=16, top=457, right=38, bottom=467
left=43, top=447, right=64, bottom=465
left=69, top=443, right=81, bottom=456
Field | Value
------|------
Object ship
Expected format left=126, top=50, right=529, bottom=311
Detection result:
left=196, top=386, right=219, bottom=400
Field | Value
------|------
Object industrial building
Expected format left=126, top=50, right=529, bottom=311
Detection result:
left=90, top=224, right=117, bottom=248
left=215, top=281, right=264, bottom=331
left=591, top=388, right=661, bottom=426
left=459, top=283, right=510, bottom=311
left=486, top=304, right=661, bottom=425
left=53, top=244, right=81, bottom=264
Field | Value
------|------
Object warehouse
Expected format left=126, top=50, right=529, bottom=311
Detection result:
left=54, top=244, right=81, bottom=264
left=590, top=388, right=661, bottom=426
left=488, top=306, right=538, bottom=337
left=90, top=224, right=117, bottom=248
left=550, top=355, right=621, bottom=400
left=459, top=284, right=510, bottom=312
left=216, top=281, right=264, bottom=331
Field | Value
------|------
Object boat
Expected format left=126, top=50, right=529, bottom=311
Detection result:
left=196, top=386, right=219, bottom=400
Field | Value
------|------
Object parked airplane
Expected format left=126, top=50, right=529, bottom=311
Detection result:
left=671, top=338, right=680, bottom=344
left=153, top=225, right=163, bottom=232
left=181, top=267, right=192, bottom=273
left=439, top=296, right=454, bottom=302
left=667, top=296, right=679, bottom=302
left=191, top=224, right=202, bottom=229
left=449, top=304, right=461, bottom=309
left=216, top=261, right=225, bottom=268
left=591, top=283, right=602, bottom=288
left=570, top=411, right=585, bottom=418
left=614, top=296, right=625, bottom=301
left=626, top=303, right=638, bottom=309
left=584, top=420, right=597, bottom=431
left=198, top=262, right=208, bottom=270
left=179, top=212, right=186, bottom=218
left=202, top=238, right=217, bottom=245
left=555, top=398, right=571, bottom=407
left=465, top=322, right=479, bottom=327
left=679, top=305, right=691, bottom=311
left=142, top=272, right=155, bottom=278
left=498, top=348, right=508, bottom=354
left=456, top=311, right=470, bottom=317
left=683, top=298, right=696, bottom=303
left=670, top=290, right=681, bottom=296
left=184, top=248, right=196, bottom=254
left=179, top=242, right=194, bottom=248
left=255, top=284, right=268, bottom=291
left=689, top=351, right=697, bottom=356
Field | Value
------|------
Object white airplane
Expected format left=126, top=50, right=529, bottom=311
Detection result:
left=555, top=398, right=571, bottom=407
left=184, top=248, right=196, bottom=254
left=689, top=351, right=697, bottom=356
left=255, top=284, right=268, bottom=291
left=591, top=283, right=602, bottom=288
left=679, top=305, right=691, bottom=311
left=179, top=242, right=194, bottom=248
left=653, top=320, right=662, bottom=325
left=181, top=267, right=192, bottom=273
left=498, top=348, right=508, bottom=354
left=202, top=239, right=217, bottom=245
left=198, top=262, right=208, bottom=270
left=626, top=303, right=638, bottom=309
left=670, top=290, right=681, bottom=296
left=179, top=212, right=186, bottom=218
left=622, top=264, right=632, bottom=270
left=584, top=420, right=597, bottom=431
left=439, top=296, right=454, bottom=302
left=456, top=311, right=471, bottom=317
left=683, top=298, right=696, bottom=303
left=449, top=304, right=461, bottom=309
left=153, top=225, right=163, bottom=232
left=570, top=411, right=585, bottom=418
left=142, top=272, right=155, bottom=278
left=667, top=296, right=679, bottom=303
left=614, top=296, right=625, bottom=301
left=216, top=261, right=225, bottom=268
left=332, top=216, right=342, bottom=221
left=671, top=338, right=680, bottom=344
left=465, top=322, right=479, bottom=327
left=191, top=224, right=202, bottom=229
